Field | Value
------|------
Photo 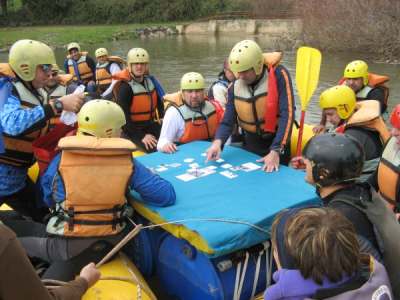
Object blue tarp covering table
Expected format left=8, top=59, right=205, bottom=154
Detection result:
left=131, top=141, right=320, bottom=257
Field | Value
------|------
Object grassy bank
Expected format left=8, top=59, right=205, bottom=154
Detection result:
left=0, top=23, right=180, bottom=49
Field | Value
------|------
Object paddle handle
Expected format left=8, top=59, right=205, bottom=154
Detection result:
left=296, top=110, right=306, bottom=157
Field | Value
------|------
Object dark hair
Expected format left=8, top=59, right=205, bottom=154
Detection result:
left=271, top=207, right=360, bottom=285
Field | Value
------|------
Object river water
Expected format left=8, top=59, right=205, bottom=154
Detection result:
left=1, top=34, right=399, bottom=123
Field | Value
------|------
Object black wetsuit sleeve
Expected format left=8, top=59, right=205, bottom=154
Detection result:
left=117, top=82, right=146, bottom=141
left=345, top=127, right=382, bottom=160
left=367, top=87, right=386, bottom=114
left=329, top=201, right=380, bottom=257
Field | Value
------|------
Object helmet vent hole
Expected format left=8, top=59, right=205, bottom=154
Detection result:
left=236, top=60, right=239, bottom=64
left=85, top=117, right=90, bottom=122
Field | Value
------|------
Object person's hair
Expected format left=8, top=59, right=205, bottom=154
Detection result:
left=271, top=207, right=360, bottom=285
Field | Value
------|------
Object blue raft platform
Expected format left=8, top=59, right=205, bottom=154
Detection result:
left=128, top=141, right=320, bottom=300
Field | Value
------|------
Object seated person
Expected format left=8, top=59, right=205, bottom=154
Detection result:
left=38, top=64, right=73, bottom=129
left=319, top=85, right=390, bottom=180
left=369, top=104, right=400, bottom=214
left=64, top=42, right=96, bottom=93
left=314, top=60, right=389, bottom=134
left=157, top=72, right=223, bottom=153
left=113, top=48, right=165, bottom=153
left=94, top=47, right=123, bottom=99
left=5, top=99, right=175, bottom=264
left=265, top=207, right=393, bottom=300
left=208, top=59, right=235, bottom=109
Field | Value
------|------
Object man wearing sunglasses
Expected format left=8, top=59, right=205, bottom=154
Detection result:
left=0, top=39, right=84, bottom=221
left=38, top=64, right=73, bottom=129
left=157, top=72, right=222, bottom=154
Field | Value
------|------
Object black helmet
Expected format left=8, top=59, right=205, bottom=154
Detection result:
left=303, top=133, right=365, bottom=187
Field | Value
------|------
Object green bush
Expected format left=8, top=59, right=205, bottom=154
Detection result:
left=3, top=0, right=243, bottom=25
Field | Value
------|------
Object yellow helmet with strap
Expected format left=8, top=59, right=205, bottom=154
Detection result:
left=127, top=48, right=149, bottom=65
left=228, top=40, right=264, bottom=76
left=319, top=85, right=356, bottom=119
left=77, top=100, right=126, bottom=138
left=344, top=60, right=369, bottom=85
left=95, top=48, right=108, bottom=58
left=9, top=39, right=56, bottom=82
left=67, top=42, right=81, bottom=52
left=180, top=72, right=205, bottom=90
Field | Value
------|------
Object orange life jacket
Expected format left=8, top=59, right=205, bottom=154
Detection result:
left=335, top=100, right=390, bottom=144
left=95, top=56, right=125, bottom=92
left=66, top=52, right=94, bottom=83
left=113, top=69, right=158, bottom=123
left=339, top=73, right=390, bottom=107
left=0, top=63, right=49, bottom=168
left=164, top=92, right=219, bottom=144
left=377, top=137, right=400, bottom=212
left=47, top=135, right=137, bottom=237
left=233, top=52, right=282, bottom=135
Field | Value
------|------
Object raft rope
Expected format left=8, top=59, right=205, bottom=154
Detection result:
left=133, top=217, right=270, bottom=234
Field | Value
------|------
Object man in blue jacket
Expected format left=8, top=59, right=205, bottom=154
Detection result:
left=206, top=40, right=295, bottom=172
left=0, top=40, right=84, bottom=221
left=5, top=99, right=175, bottom=264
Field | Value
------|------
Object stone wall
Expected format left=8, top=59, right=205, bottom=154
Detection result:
left=176, top=19, right=303, bottom=49
left=177, top=19, right=302, bottom=36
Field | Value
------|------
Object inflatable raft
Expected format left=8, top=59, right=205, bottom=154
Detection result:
left=83, top=252, right=156, bottom=300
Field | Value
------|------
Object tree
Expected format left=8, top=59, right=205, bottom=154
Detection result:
left=0, top=0, right=7, bottom=16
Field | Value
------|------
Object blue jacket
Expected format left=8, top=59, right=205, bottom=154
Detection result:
left=40, top=153, right=176, bottom=208
left=0, top=80, right=54, bottom=196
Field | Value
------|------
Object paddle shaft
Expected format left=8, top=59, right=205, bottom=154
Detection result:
left=296, top=110, right=306, bottom=156
left=96, top=224, right=143, bottom=268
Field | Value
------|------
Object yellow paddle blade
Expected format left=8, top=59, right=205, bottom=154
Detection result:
left=296, top=47, right=322, bottom=111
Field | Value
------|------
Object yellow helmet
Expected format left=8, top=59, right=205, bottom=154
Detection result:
left=9, top=39, right=56, bottom=82
left=67, top=42, right=81, bottom=52
left=77, top=100, right=126, bottom=138
left=127, top=48, right=149, bottom=65
left=319, top=85, right=356, bottom=120
left=343, top=60, right=369, bottom=85
left=228, top=40, right=264, bottom=76
left=95, top=47, right=108, bottom=58
left=180, top=72, right=205, bottom=90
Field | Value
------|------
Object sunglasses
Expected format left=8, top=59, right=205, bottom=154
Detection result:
left=41, top=64, right=53, bottom=73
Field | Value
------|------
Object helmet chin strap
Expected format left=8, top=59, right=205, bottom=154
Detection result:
left=131, top=72, right=144, bottom=83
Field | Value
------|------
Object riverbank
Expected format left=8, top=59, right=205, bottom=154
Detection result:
left=0, top=23, right=180, bottom=51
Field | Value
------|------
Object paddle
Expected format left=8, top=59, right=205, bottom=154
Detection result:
left=295, top=47, right=322, bottom=156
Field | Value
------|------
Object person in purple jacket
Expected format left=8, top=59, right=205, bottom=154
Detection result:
left=265, top=207, right=393, bottom=300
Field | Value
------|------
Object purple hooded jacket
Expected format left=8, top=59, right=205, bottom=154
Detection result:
left=264, top=257, right=392, bottom=300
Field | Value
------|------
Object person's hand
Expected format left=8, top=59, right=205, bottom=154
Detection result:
left=257, top=150, right=280, bottom=172
left=312, top=124, right=326, bottom=135
left=79, top=262, right=100, bottom=288
left=161, top=142, right=178, bottom=154
left=142, top=134, right=158, bottom=151
left=290, top=156, right=306, bottom=169
left=206, top=140, right=222, bottom=162
left=59, top=93, right=85, bottom=113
